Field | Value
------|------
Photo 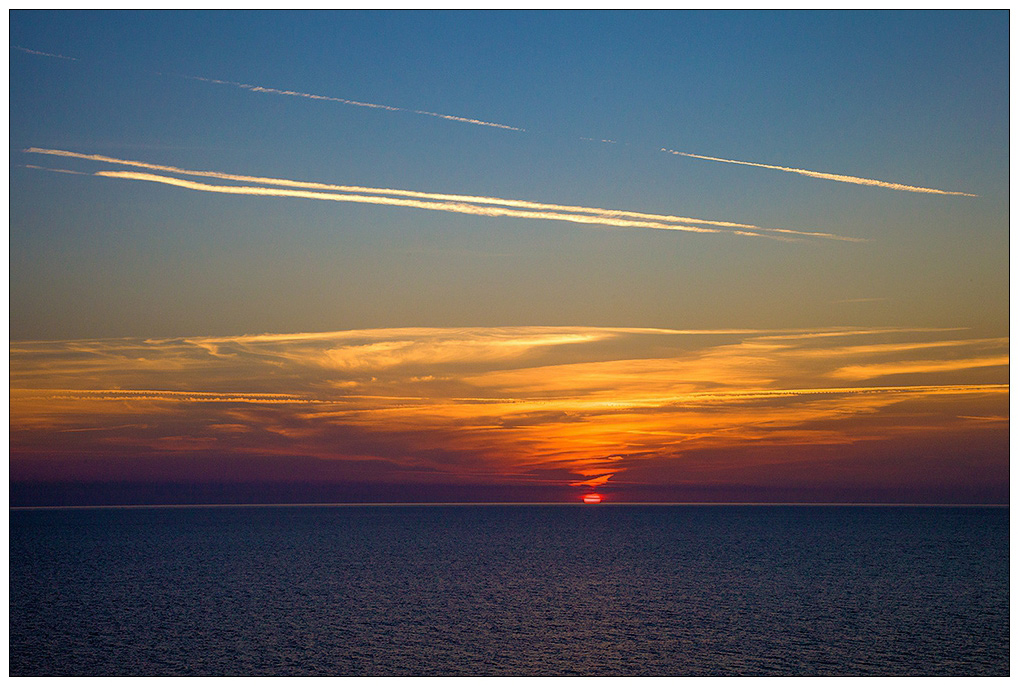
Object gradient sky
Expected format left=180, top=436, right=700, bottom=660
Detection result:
left=9, top=11, right=1010, bottom=504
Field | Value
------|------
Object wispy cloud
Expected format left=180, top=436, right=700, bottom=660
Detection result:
left=25, top=148, right=862, bottom=241
left=11, top=326, right=1009, bottom=488
left=571, top=473, right=615, bottom=488
left=11, top=389, right=323, bottom=404
left=830, top=355, right=1010, bottom=381
left=663, top=149, right=978, bottom=197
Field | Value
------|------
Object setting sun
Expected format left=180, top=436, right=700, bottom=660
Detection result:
left=7, top=11, right=1008, bottom=678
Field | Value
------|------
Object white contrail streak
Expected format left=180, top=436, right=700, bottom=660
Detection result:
left=663, top=149, right=978, bottom=197
left=26, top=148, right=862, bottom=241
left=94, top=171, right=728, bottom=234
left=22, top=164, right=87, bottom=175
left=13, top=45, right=979, bottom=202
left=14, top=44, right=524, bottom=131
left=12, top=45, right=78, bottom=61
left=26, top=148, right=735, bottom=227
left=185, top=76, right=525, bottom=131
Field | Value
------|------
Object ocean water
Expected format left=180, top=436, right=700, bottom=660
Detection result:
left=9, top=504, right=1009, bottom=676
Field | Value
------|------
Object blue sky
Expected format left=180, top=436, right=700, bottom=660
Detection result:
left=11, top=11, right=1008, bottom=339
left=8, top=11, right=1009, bottom=503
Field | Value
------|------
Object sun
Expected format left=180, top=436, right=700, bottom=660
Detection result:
left=582, top=493, right=603, bottom=504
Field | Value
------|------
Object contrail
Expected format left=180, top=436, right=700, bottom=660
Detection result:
left=26, top=148, right=862, bottom=241
left=22, top=164, right=87, bottom=175
left=12, top=45, right=77, bottom=61
left=94, top=170, right=727, bottom=234
left=15, top=46, right=973, bottom=201
left=663, top=149, right=978, bottom=197
left=26, top=148, right=740, bottom=226
left=184, top=76, right=525, bottom=131
left=14, top=44, right=524, bottom=132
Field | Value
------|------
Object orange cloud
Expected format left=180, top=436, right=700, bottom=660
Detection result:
left=10, top=326, right=1008, bottom=492
left=830, top=355, right=1009, bottom=381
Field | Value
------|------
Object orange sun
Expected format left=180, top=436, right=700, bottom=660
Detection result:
left=582, top=493, right=603, bottom=504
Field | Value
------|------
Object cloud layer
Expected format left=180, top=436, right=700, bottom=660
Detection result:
left=11, top=326, right=1008, bottom=493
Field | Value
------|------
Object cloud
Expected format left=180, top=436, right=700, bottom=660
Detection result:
left=10, top=326, right=1009, bottom=489
left=11, top=389, right=322, bottom=404
left=570, top=473, right=615, bottom=488
left=830, top=355, right=1010, bottom=381
left=25, top=148, right=862, bottom=241
left=788, top=337, right=1008, bottom=359
left=664, top=149, right=978, bottom=197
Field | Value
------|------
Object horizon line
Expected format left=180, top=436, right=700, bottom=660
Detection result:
left=10, top=502, right=1009, bottom=511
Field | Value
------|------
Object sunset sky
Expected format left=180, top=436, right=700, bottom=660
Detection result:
left=9, top=11, right=1009, bottom=504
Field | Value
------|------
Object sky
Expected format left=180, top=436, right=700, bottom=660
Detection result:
left=8, top=11, right=1010, bottom=505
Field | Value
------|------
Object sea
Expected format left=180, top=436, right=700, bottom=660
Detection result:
left=9, top=504, right=1009, bottom=676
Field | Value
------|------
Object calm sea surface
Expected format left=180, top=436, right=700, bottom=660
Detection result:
left=9, top=504, right=1009, bottom=676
